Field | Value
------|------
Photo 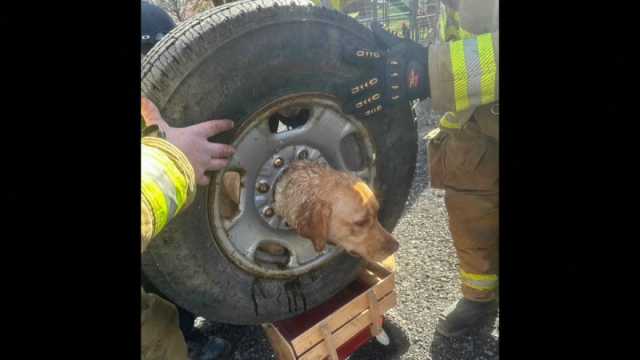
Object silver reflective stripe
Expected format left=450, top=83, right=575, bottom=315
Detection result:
left=141, top=153, right=179, bottom=219
left=463, top=37, right=482, bottom=107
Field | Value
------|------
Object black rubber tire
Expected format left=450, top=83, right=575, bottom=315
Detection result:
left=141, top=0, right=417, bottom=325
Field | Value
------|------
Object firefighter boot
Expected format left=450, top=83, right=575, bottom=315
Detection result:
left=436, top=298, right=498, bottom=337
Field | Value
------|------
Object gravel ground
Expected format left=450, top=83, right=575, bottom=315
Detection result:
left=186, top=99, right=499, bottom=359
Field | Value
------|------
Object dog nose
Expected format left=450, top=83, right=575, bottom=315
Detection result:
left=387, top=239, right=399, bottom=253
left=380, top=226, right=399, bottom=254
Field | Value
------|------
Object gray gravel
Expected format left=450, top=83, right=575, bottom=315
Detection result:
left=186, top=99, right=499, bottom=359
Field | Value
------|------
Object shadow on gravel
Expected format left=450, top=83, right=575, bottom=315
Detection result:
left=429, top=316, right=499, bottom=360
left=348, top=318, right=411, bottom=360
left=187, top=318, right=412, bottom=360
left=186, top=321, right=274, bottom=359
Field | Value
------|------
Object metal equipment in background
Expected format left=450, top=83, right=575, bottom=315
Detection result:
left=329, top=0, right=439, bottom=45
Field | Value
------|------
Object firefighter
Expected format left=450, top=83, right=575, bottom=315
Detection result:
left=342, top=0, right=499, bottom=337
left=141, top=2, right=235, bottom=358
left=141, top=97, right=236, bottom=359
left=141, top=1, right=175, bottom=56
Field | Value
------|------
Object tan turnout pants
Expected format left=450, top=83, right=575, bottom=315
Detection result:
left=427, top=109, right=499, bottom=302
left=141, top=288, right=189, bottom=360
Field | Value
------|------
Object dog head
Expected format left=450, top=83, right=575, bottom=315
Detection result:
left=297, top=180, right=399, bottom=263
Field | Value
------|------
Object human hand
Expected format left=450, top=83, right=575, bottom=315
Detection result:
left=141, top=97, right=235, bottom=185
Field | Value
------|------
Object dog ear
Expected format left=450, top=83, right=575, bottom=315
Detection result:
left=297, top=200, right=332, bottom=252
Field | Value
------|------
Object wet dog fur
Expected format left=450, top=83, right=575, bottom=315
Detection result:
left=272, top=160, right=399, bottom=262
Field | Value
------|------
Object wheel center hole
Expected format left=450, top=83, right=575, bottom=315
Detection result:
left=268, top=107, right=311, bottom=134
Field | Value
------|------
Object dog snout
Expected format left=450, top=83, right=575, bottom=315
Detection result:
left=379, top=226, right=399, bottom=254
left=386, top=238, right=399, bottom=253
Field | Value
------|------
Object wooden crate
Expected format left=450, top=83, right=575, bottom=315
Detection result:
left=262, top=261, right=397, bottom=360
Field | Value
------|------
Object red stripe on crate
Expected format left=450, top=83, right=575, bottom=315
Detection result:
left=337, top=318, right=385, bottom=359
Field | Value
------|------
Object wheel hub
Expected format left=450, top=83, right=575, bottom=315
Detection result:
left=209, top=94, right=376, bottom=278
left=255, top=144, right=328, bottom=230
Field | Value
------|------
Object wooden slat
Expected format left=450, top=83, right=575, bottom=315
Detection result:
left=365, top=261, right=392, bottom=279
left=290, top=275, right=395, bottom=355
left=360, top=261, right=394, bottom=300
left=366, top=290, right=382, bottom=336
left=366, top=270, right=394, bottom=299
left=262, top=323, right=297, bottom=360
left=358, top=269, right=382, bottom=287
left=298, top=291, right=397, bottom=360
left=319, top=322, right=339, bottom=360
left=358, top=263, right=393, bottom=288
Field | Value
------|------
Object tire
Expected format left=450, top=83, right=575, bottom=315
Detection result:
left=141, top=0, right=417, bottom=324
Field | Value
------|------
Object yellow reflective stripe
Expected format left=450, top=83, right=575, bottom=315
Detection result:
left=439, top=112, right=461, bottom=129
left=477, top=33, right=497, bottom=105
left=141, top=138, right=196, bottom=238
left=141, top=195, right=155, bottom=248
left=142, top=137, right=196, bottom=208
left=463, top=281, right=496, bottom=291
left=460, top=270, right=498, bottom=291
left=143, top=145, right=189, bottom=214
left=450, top=40, right=470, bottom=112
left=141, top=175, right=169, bottom=237
left=142, top=150, right=179, bottom=217
left=461, top=270, right=497, bottom=282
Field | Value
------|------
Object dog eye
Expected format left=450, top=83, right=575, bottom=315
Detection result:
left=354, top=218, right=369, bottom=227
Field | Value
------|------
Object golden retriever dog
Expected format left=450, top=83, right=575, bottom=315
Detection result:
left=271, top=160, right=399, bottom=262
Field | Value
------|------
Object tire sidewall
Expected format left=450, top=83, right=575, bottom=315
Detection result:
left=142, top=2, right=416, bottom=324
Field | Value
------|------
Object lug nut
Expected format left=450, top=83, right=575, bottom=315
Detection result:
left=297, top=150, right=309, bottom=160
left=257, top=181, right=270, bottom=193
left=263, top=207, right=275, bottom=218
left=273, top=157, right=284, bottom=168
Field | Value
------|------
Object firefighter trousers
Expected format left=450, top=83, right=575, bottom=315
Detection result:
left=141, top=287, right=189, bottom=360
left=427, top=112, right=499, bottom=302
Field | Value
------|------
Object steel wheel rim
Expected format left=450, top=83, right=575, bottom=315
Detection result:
left=209, top=93, right=377, bottom=278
